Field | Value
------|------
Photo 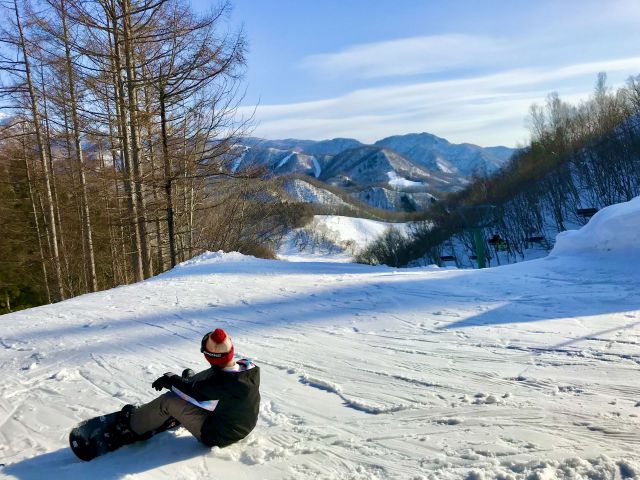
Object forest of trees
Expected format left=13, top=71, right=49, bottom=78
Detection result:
left=358, top=73, right=640, bottom=267
left=0, top=0, right=306, bottom=313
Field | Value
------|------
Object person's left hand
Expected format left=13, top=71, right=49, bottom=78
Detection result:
left=152, top=372, right=177, bottom=391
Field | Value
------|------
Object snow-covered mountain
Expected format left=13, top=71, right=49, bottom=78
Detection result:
left=235, top=133, right=513, bottom=212
left=241, top=137, right=363, bottom=156
left=1, top=197, right=639, bottom=479
left=320, top=146, right=444, bottom=186
left=375, top=132, right=514, bottom=176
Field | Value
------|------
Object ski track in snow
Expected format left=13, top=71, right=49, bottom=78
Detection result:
left=2, top=199, right=640, bottom=479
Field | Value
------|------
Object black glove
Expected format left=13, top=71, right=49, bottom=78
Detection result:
left=152, top=372, right=177, bottom=391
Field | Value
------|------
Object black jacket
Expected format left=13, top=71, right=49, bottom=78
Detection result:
left=165, top=359, right=260, bottom=447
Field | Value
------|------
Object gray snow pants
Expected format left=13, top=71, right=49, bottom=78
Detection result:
left=130, top=392, right=208, bottom=441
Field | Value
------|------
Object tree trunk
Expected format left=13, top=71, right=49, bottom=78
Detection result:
left=121, top=0, right=151, bottom=278
left=22, top=130, right=52, bottom=304
left=97, top=138, right=119, bottom=288
left=104, top=79, right=130, bottom=285
left=59, top=0, right=98, bottom=292
left=159, top=90, right=177, bottom=267
left=13, top=0, right=65, bottom=301
left=143, top=82, right=166, bottom=273
left=108, top=2, right=144, bottom=281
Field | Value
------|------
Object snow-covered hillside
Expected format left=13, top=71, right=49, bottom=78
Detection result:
left=1, top=199, right=640, bottom=479
left=279, top=215, right=410, bottom=262
left=283, top=177, right=435, bottom=212
left=351, top=186, right=435, bottom=211
left=282, top=179, right=351, bottom=208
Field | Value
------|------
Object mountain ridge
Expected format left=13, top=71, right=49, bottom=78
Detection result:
left=374, top=132, right=513, bottom=176
left=236, top=132, right=514, bottom=212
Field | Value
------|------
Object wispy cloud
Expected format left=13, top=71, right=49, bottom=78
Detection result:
left=300, top=34, right=512, bottom=79
left=567, top=0, right=640, bottom=29
left=243, top=57, right=640, bottom=146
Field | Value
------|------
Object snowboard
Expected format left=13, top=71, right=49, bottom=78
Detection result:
left=69, top=411, right=121, bottom=461
left=69, top=410, right=179, bottom=461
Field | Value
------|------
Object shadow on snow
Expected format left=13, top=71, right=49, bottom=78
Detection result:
left=7, top=257, right=639, bottom=359
left=2, top=433, right=208, bottom=480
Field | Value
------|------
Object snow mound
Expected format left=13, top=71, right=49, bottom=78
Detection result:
left=174, top=251, right=251, bottom=268
left=156, top=250, right=265, bottom=278
left=551, top=196, right=640, bottom=256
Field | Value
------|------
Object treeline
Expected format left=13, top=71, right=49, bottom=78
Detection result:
left=358, top=73, right=640, bottom=267
left=0, top=0, right=299, bottom=313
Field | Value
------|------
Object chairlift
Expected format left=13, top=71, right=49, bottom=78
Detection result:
left=526, top=235, right=545, bottom=243
left=487, top=233, right=502, bottom=245
left=487, top=233, right=507, bottom=252
left=457, top=204, right=497, bottom=269
left=576, top=207, right=598, bottom=218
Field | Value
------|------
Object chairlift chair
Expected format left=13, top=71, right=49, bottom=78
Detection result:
left=576, top=207, right=598, bottom=218
left=526, top=235, right=545, bottom=243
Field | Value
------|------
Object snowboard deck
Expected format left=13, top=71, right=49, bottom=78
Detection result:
left=69, top=411, right=121, bottom=461
left=69, top=410, right=179, bottom=461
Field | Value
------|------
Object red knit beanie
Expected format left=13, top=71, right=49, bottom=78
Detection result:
left=201, top=328, right=235, bottom=367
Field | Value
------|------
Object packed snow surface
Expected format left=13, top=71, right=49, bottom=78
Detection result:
left=2, top=199, right=640, bottom=479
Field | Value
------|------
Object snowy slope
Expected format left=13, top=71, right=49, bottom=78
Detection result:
left=308, top=215, right=409, bottom=251
left=282, top=179, right=351, bottom=208
left=278, top=215, right=410, bottom=263
left=1, top=200, right=640, bottom=479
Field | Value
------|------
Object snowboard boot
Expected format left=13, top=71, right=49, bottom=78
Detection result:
left=182, top=368, right=195, bottom=380
left=111, top=404, right=149, bottom=448
left=154, top=416, right=180, bottom=433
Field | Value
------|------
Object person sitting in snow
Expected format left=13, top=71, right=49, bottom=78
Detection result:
left=116, top=328, right=260, bottom=448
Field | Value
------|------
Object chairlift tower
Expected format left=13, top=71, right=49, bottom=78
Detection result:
left=457, top=205, right=497, bottom=269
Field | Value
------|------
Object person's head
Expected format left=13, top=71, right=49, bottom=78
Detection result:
left=201, top=328, right=235, bottom=368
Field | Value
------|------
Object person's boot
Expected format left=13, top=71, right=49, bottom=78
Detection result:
left=182, top=368, right=195, bottom=380
left=154, top=416, right=180, bottom=433
left=112, top=404, right=147, bottom=447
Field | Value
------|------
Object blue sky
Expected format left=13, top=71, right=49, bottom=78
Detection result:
left=193, top=0, right=640, bottom=147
